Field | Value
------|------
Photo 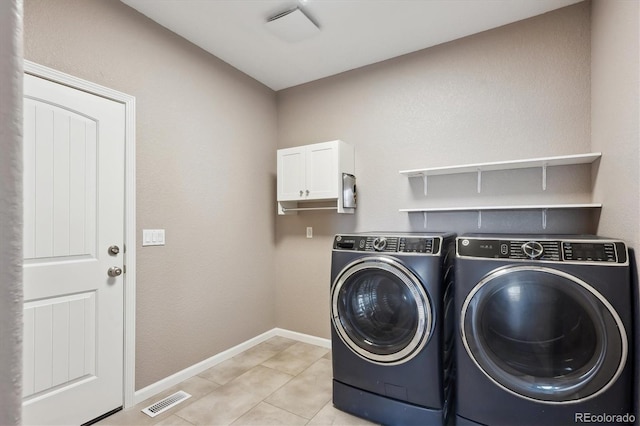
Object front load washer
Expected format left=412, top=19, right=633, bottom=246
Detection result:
left=331, top=233, right=455, bottom=426
left=455, top=234, right=634, bottom=426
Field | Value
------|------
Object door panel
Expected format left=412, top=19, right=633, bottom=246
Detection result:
left=23, top=292, right=96, bottom=398
left=278, top=148, right=305, bottom=200
left=306, top=143, right=336, bottom=199
left=23, top=99, right=97, bottom=260
left=23, top=73, right=125, bottom=425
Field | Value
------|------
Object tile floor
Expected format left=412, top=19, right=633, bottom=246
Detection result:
left=98, top=336, right=377, bottom=426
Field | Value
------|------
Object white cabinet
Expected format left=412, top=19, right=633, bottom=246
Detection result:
left=278, top=141, right=336, bottom=201
left=277, top=140, right=355, bottom=214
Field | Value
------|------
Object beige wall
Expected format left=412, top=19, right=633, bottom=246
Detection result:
left=20, top=0, right=639, bottom=397
left=24, top=0, right=278, bottom=390
left=275, top=2, right=596, bottom=338
left=591, top=0, right=640, bottom=262
left=0, top=0, right=23, bottom=423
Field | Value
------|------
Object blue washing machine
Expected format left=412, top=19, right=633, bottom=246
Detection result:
left=330, top=233, right=455, bottom=426
left=455, top=234, right=635, bottom=426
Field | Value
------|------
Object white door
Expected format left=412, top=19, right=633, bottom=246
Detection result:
left=22, top=73, right=125, bottom=425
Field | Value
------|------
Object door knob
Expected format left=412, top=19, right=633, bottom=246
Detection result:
left=108, top=267, right=123, bottom=277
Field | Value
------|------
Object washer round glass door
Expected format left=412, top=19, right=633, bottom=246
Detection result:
left=331, top=256, right=432, bottom=365
left=461, top=265, right=627, bottom=403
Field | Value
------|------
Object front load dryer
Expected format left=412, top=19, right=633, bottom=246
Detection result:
left=331, top=233, right=455, bottom=426
left=455, top=234, right=634, bottom=426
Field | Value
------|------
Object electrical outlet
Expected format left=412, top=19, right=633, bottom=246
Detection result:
left=306, top=227, right=313, bottom=238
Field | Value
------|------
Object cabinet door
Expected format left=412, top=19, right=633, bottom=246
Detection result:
left=277, top=147, right=305, bottom=201
left=306, top=142, right=338, bottom=200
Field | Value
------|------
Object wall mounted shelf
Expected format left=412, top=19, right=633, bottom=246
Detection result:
left=400, top=152, right=601, bottom=194
left=399, top=152, right=603, bottom=230
left=399, top=203, right=602, bottom=213
left=400, top=203, right=602, bottom=230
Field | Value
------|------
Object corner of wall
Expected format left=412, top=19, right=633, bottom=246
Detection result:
left=0, top=0, right=23, bottom=424
left=590, top=0, right=640, bottom=250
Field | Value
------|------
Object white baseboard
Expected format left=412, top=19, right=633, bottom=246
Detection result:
left=132, top=328, right=331, bottom=406
left=272, top=328, right=331, bottom=349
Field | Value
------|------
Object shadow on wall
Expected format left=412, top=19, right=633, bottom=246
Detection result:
left=275, top=207, right=358, bottom=243
left=273, top=196, right=599, bottom=239
left=406, top=209, right=600, bottom=236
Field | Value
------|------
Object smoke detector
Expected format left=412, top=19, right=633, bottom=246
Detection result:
left=265, top=7, right=320, bottom=43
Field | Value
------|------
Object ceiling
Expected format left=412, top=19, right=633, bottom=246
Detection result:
left=120, top=0, right=584, bottom=91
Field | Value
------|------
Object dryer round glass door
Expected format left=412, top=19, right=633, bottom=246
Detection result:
left=461, top=265, right=627, bottom=403
left=331, top=256, right=432, bottom=365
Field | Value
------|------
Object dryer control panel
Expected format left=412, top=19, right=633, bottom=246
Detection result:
left=457, top=236, right=627, bottom=264
left=334, top=234, right=441, bottom=255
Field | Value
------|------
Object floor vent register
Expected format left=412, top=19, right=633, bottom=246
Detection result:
left=141, top=390, right=192, bottom=418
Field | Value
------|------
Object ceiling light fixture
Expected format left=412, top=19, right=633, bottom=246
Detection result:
left=265, top=7, right=320, bottom=43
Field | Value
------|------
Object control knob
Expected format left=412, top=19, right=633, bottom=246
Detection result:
left=522, top=241, right=544, bottom=259
left=373, top=237, right=387, bottom=252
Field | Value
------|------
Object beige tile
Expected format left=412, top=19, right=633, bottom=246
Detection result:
left=231, top=402, right=308, bottom=425
left=199, top=342, right=283, bottom=385
left=263, top=336, right=298, bottom=352
left=308, top=401, right=379, bottom=426
left=174, top=380, right=263, bottom=425
left=286, top=342, right=330, bottom=358
left=176, top=365, right=293, bottom=425
left=198, top=357, right=255, bottom=386
left=242, top=341, right=288, bottom=364
left=102, top=340, right=332, bottom=426
left=231, top=365, right=294, bottom=399
left=262, top=342, right=330, bottom=376
left=176, top=374, right=221, bottom=398
left=153, top=414, right=196, bottom=425
left=97, top=376, right=217, bottom=426
left=265, top=358, right=333, bottom=419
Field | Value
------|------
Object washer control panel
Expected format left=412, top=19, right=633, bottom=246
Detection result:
left=562, top=242, right=618, bottom=262
left=457, top=236, right=627, bottom=264
left=334, top=234, right=440, bottom=254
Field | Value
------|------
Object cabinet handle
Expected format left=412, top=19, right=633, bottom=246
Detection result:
left=306, top=190, right=310, bottom=196
left=299, top=190, right=303, bottom=196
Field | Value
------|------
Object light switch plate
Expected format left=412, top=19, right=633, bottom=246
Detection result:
left=143, top=229, right=165, bottom=246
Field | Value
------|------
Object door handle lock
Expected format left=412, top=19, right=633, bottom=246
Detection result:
left=108, top=245, right=120, bottom=255
left=108, top=267, right=123, bottom=277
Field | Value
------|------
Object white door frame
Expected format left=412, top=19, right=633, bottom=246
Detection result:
left=24, top=60, right=137, bottom=409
